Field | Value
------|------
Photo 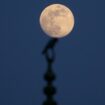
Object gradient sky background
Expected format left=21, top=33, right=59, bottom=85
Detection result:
left=0, top=0, right=105, bottom=105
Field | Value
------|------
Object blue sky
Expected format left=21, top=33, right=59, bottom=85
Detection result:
left=0, top=0, right=105, bottom=105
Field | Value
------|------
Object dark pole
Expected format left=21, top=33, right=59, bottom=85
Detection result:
left=42, top=38, right=59, bottom=105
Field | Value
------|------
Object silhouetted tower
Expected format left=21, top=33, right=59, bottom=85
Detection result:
left=42, top=38, right=58, bottom=105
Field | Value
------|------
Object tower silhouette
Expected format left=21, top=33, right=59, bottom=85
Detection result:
left=42, top=38, right=58, bottom=105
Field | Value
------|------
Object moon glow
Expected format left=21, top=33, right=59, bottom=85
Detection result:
left=40, top=4, right=75, bottom=38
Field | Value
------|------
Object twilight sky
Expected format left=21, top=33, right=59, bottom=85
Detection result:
left=0, top=0, right=105, bottom=105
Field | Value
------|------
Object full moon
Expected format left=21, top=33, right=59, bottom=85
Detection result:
left=39, top=4, right=75, bottom=38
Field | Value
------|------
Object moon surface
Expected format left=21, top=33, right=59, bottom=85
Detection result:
left=39, top=4, right=75, bottom=38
